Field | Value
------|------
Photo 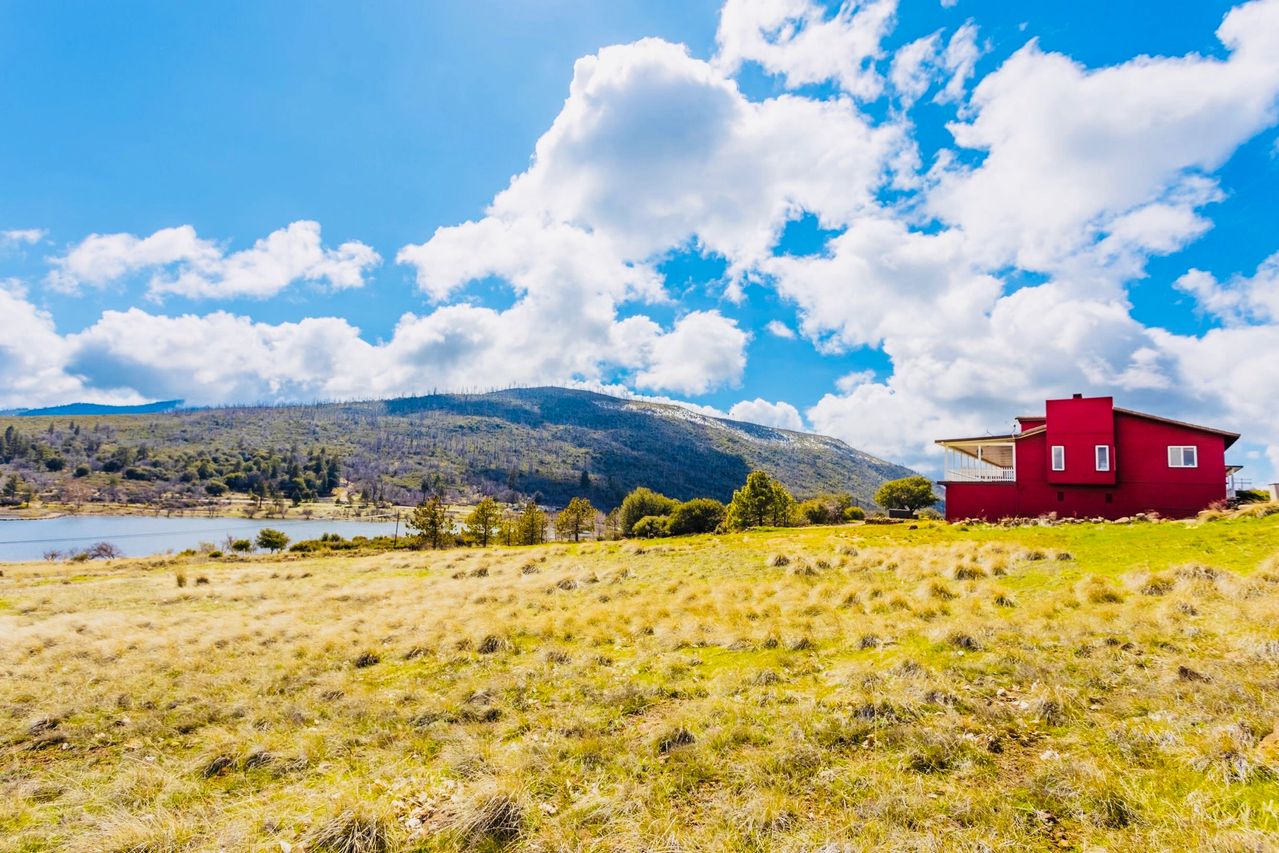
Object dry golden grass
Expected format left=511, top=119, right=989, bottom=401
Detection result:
left=3, top=515, right=1279, bottom=851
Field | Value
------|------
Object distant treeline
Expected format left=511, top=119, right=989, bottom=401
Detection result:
left=1, top=422, right=340, bottom=509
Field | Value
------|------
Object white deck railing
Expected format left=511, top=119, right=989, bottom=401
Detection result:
left=941, top=443, right=1016, bottom=483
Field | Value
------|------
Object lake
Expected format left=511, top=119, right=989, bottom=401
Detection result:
left=0, top=515, right=404, bottom=562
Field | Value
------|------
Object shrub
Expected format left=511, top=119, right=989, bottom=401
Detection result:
left=797, top=498, right=835, bottom=525
left=631, top=515, right=670, bottom=538
left=845, top=505, right=866, bottom=521
left=667, top=498, right=725, bottom=535
left=619, top=487, right=678, bottom=535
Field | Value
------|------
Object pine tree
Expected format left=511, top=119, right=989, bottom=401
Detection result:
left=466, top=497, right=501, bottom=547
left=555, top=496, right=595, bottom=542
left=409, top=495, right=449, bottom=549
left=725, top=470, right=795, bottom=530
left=516, top=499, right=547, bottom=546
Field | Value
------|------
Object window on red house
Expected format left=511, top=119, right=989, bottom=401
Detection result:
left=1051, top=446, right=1065, bottom=471
left=1095, top=445, right=1110, bottom=471
left=1168, top=446, right=1198, bottom=468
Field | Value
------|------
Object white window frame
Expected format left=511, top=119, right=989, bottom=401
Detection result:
left=1051, top=445, right=1065, bottom=471
left=1168, top=445, right=1198, bottom=468
left=1095, top=445, right=1110, bottom=472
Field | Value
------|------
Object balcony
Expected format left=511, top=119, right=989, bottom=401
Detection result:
left=938, top=438, right=1016, bottom=483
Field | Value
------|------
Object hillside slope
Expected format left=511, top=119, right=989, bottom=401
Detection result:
left=0, top=387, right=914, bottom=509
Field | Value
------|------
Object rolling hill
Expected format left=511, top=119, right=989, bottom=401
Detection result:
left=0, top=387, right=915, bottom=509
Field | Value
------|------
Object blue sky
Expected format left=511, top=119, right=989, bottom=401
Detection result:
left=3, top=0, right=1279, bottom=481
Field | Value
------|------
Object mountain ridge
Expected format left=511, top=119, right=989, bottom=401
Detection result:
left=0, top=387, right=915, bottom=509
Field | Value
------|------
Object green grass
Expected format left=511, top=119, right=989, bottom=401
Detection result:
left=3, top=514, right=1279, bottom=851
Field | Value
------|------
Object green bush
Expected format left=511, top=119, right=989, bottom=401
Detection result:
left=845, top=506, right=866, bottom=521
left=667, top=498, right=725, bottom=535
left=620, top=487, right=678, bottom=536
left=631, top=515, right=670, bottom=538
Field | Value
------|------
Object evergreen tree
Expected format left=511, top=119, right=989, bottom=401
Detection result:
left=466, top=497, right=501, bottom=547
left=516, top=499, right=547, bottom=546
left=555, top=496, right=595, bottom=542
left=725, top=470, right=795, bottom=530
left=409, top=495, right=449, bottom=549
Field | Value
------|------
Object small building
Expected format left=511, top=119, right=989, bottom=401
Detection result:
left=937, top=394, right=1240, bottom=521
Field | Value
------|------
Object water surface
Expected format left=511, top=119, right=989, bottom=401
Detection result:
left=0, top=515, right=402, bottom=562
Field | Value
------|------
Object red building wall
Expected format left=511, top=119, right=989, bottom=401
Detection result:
left=1044, top=396, right=1116, bottom=486
left=944, top=400, right=1229, bottom=521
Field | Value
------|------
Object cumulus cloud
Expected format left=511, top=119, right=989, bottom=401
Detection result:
left=927, top=2, right=1279, bottom=273
left=715, top=0, right=897, bottom=98
left=1175, top=251, right=1279, bottom=324
left=0, top=274, right=748, bottom=409
left=396, top=35, right=896, bottom=396
left=47, top=221, right=380, bottom=299
left=728, top=397, right=805, bottom=430
left=634, top=311, right=749, bottom=394
left=0, top=280, right=90, bottom=409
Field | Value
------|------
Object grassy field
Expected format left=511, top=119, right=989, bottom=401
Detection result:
left=4, top=513, right=1279, bottom=851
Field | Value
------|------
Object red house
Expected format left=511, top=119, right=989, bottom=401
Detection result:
left=937, top=394, right=1241, bottom=521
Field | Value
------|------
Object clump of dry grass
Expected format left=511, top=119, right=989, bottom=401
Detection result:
left=443, top=785, right=526, bottom=846
left=306, top=806, right=401, bottom=853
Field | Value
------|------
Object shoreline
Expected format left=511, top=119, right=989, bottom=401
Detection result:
left=0, top=506, right=407, bottom=524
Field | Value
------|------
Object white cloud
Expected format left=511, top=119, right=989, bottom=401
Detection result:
left=462, top=38, right=902, bottom=275
left=765, top=319, right=796, bottom=338
left=1, top=228, right=47, bottom=247
left=715, top=0, right=897, bottom=98
left=0, top=288, right=746, bottom=408
left=889, top=33, right=940, bottom=106
left=764, top=217, right=1002, bottom=351
left=396, top=36, right=896, bottom=396
left=634, top=310, right=749, bottom=394
left=728, top=397, right=805, bottom=430
left=928, top=1, right=1279, bottom=273
left=0, top=280, right=91, bottom=409
left=935, top=21, right=982, bottom=104
left=47, top=221, right=380, bottom=299
left=1175, top=251, right=1279, bottom=324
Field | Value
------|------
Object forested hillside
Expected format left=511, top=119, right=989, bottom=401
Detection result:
left=0, top=387, right=914, bottom=510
